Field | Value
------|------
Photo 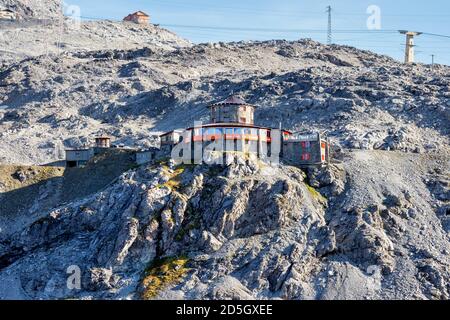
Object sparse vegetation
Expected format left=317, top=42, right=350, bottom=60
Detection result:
left=0, top=165, right=64, bottom=193
left=162, top=164, right=194, bottom=190
left=141, top=256, right=189, bottom=300
left=305, top=184, right=327, bottom=204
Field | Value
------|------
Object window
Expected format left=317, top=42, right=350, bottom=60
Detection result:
left=240, top=117, right=247, bottom=123
left=226, top=128, right=233, bottom=134
left=216, top=128, right=223, bottom=134
left=67, top=161, right=77, bottom=168
left=235, top=128, right=242, bottom=134
left=244, top=129, right=251, bottom=134
left=251, top=129, right=258, bottom=135
left=301, top=141, right=311, bottom=148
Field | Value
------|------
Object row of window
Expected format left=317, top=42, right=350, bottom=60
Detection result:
left=163, top=129, right=292, bottom=143
left=301, top=153, right=311, bottom=161
left=301, top=141, right=311, bottom=148
left=193, top=128, right=264, bottom=136
left=300, top=153, right=326, bottom=162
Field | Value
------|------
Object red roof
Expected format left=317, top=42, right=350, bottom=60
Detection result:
left=123, top=11, right=150, bottom=21
left=130, top=11, right=149, bottom=17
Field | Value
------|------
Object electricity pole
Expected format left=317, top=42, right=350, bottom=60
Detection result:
left=327, top=6, right=332, bottom=45
left=431, top=54, right=435, bottom=69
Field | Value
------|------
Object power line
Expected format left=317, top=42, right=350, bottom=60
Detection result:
left=150, top=0, right=327, bottom=16
left=333, top=10, right=450, bottom=17
left=158, top=23, right=398, bottom=34
left=422, top=32, right=450, bottom=39
left=78, top=15, right=450, bottom=42
left=144, top=0, right=450, bottom=18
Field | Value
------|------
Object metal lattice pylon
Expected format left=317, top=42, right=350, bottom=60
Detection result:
left=327, top=6, right=332, bottom=45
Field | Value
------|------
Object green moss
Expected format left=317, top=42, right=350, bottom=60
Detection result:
left=141, top=256, right=189, bottom=300
left=154, top=158, right=170, bottom=166
left=164, top=177, right=182, bottom=190
left=306, top=184, right=327, bottom=204
left=162, top=165, right=189, bottom=190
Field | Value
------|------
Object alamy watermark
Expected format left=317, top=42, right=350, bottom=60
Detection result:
left=67, top=265, right=82, bottom=290
left=64, top=2, right=82, bottom=31
left=366, top=5, right=381, bottom=30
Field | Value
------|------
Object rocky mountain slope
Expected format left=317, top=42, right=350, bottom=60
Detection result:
left=0, top=0, right=61, bottom=19
left=0, top=7, right=449, bottom=300
left=0, top=152, right=448, bottom=300
left=0, top=38, right=448, bottom=165
left=0, top=19, right=190, bottom=67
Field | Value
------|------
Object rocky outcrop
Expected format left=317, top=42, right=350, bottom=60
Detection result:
left=0, top=160, right=327, bottom=299
left=1, top=151, right=448, bottom=300
left=0, top=0, right=62, bottom=19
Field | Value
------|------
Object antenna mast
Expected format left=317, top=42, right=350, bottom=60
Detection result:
left=399, top=30, right=422, bottom=63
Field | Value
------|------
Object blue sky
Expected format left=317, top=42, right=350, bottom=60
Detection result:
left=67, top=0, right=450, bottom=65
